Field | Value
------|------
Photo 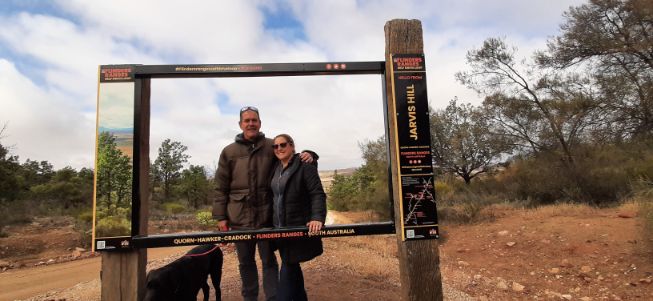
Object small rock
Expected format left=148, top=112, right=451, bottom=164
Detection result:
left=580, top=265, right=592, bottom=273
left=549, top=267, right=560, bottom=274
left=75, top=247, right=86, bottom=252
left=496, top=280, right=508, bottom=290
left=506, top=241, right=516, bottom=247
left=580, top=297, right=592, bottom=301
left=512, top=281, right=525, bottom=292
left=72, top=249, right=84, bottom=258
left=457, top=261, right=470, bottom=267
left=473, top=274, right=483, bottom=280
left=639, top=278, right=652, bottom=284
left=498, top=230, right=509, bottom=236
left=561, top=294, right=572, bottom=300
left=617, top=212, right=636, bottom=218
left=478, top=296, right=489, bottom=301
left=530, top=271, right=536, bottom=276
left=0, top=260, right=10, bottom=268
left=46, top=259, right=56, bottom=265
left=545, top=290, right=562, bottom=298
left=560, top=259, right=573, bottom=268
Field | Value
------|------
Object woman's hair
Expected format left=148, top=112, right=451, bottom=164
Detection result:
left=274, top=133, right=295, bottom=148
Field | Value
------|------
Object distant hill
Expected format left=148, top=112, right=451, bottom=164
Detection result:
left=319, top=167, right=357, bottom=192
left=318, top=167, right=357, bottom=178
left=98, top=127, right=133, bottom=134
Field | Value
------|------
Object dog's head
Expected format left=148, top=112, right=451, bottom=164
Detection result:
left=143, top=266, right=179, bottom=301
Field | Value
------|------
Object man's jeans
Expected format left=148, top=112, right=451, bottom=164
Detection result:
left=236, top=240, right=279, bottom=301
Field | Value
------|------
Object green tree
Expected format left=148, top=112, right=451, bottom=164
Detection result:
left=538, top=0, right=653, bottom=139
left=328, top=136, right=391, bottom=218
left=456, top=38, right=599, bottom=167
left=97, top=132, right=132, bottom=213
left=0, top=123, right=21, bottom=202
left=30, top=167, right=93, bottom=209
left=430, top=98, right=513, bottom=184
left=153, top=139, right=190, bottom=201
left=179, top=165, right=210, bottom=209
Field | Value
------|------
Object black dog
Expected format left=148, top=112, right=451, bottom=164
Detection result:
left=143, top=244, right=223, bottom=301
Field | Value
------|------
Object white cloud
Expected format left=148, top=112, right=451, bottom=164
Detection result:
left=0, top=0, right=587, bottom=170
left=0, top=59, right=95, bottom=168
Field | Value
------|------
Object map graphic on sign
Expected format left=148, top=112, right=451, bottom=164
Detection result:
left=401, top=175, right=437, bottom=226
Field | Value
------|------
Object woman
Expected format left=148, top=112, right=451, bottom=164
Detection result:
left=270, top=134, right=327, bottom=301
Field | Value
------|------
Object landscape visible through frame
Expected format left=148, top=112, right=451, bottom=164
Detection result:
left=92, top=81, right=134, bottom=250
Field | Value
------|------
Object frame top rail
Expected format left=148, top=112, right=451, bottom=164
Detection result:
left=132, top=61, right=385, bottom=78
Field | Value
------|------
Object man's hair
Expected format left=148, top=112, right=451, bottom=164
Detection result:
left=239, top=106, right=260, bottom=122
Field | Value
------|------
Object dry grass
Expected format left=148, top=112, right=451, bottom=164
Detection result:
left=631, top=188, right=653, bottom=255
left=521, top=202, right=600, bottom=218
left=314, top=235, right=399, bottom=283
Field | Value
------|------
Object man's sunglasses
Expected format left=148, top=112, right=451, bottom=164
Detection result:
left=240, top=106, right=259, bottom=113
left=272, top=142, right=291, bottom=150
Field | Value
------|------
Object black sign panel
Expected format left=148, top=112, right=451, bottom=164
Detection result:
left=99, top=65, right=136, bottom=82
left=391, top=55, right=433, bottom=175
left=390, top=53, right=439, bottom=241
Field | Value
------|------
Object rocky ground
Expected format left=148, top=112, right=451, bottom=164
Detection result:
left=1, top=203, right=652, bottom=300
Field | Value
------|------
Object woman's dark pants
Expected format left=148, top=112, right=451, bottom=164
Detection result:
left=278, top=261, right=307, bottom=301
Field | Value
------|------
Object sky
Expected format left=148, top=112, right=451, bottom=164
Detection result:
left=0, top=0, right=586, bottom=171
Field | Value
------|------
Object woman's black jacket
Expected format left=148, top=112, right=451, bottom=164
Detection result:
left=270, top=154, right=327, bottom=264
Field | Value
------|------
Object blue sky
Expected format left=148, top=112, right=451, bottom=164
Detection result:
left=0, top=0, right=586, bottom=170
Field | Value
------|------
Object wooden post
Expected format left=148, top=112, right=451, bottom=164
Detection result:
left=384, top=19, right=444, bottom=301
left=101, top=78, right=150, bottom=301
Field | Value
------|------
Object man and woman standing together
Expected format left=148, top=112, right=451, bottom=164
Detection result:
left=212, top=106, right=326, bottom=301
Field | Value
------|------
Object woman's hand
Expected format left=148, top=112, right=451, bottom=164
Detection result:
left=306, top=220, right=323, bottom=233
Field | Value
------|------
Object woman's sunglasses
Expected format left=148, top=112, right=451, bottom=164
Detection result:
left=272, top=142, right=290, bottom=150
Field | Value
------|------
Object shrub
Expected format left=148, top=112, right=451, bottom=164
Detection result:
left=494, top=142, right=653, bottom=206
left=196, top=211, right=215, bottom=229
left=75, top=209, right=94, bottom=248
left=162, top=202, right=185, bottom=215
left=633, top=179, right=653, bottom=253
left=77, top=209, right=94, bottom=223
left=95, top=216, right=130, bottom=237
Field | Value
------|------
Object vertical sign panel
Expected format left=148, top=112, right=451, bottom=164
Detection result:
left=92, top=65, right=136, bottom=251
left=390, top=54, right=439, bottom=241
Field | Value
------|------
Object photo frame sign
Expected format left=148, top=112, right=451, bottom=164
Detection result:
left=91, top=60, right=431, bottom=251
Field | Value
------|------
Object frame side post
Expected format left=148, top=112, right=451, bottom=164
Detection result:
left=100, top=77, right=150, bottom=301
left=384, top=19, right=444, bottom=301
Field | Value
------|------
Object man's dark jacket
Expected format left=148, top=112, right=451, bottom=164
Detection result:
left=212, top=133, right=275, bottom=229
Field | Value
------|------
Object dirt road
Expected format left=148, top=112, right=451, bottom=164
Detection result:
left=0, top=246, right=193, bottom=301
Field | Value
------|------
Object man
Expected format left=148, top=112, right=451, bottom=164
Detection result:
left=212, top=106, right=313, bottom=301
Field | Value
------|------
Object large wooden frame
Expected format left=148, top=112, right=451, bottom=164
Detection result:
left=93, top=61, right=399, bottom=251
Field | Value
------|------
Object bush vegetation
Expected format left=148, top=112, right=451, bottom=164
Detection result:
left=195, top=211, right=215, bottom=229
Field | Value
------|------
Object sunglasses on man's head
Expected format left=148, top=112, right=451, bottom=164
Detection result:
left=272, top=142, right=290, bottom=150
left=240, top=106, right=259, bottom=113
